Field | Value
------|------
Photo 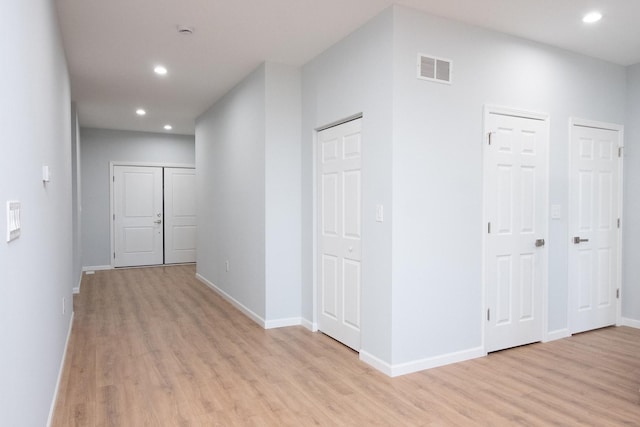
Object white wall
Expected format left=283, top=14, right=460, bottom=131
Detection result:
left=80, top=128, right=195, bottom=267
left=265, top=63, right=302, bottom=322
left=196, top=62, right=302, bottom=325
left=623, top=63, right=640, bottom=323
left=390, top=6, right=626, bottom=365
left=0, top=1, right=74, bottom=425
left=71, top=104, right=82, bottom=291
left=301, top=10, right=395, bottom=362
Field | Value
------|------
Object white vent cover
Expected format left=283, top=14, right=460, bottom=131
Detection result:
left=417, top=54, right=452, bottom=84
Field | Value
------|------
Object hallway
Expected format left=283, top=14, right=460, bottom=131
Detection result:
left=53, top=265, right=640, bottom=425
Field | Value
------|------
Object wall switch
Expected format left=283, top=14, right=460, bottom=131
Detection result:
left=225, top=260, right=230, bottom=272
left=376, top=204, right=384, bottom=222
left=42, top=165, right=50, bottom=182
left=6, top=201, right=21, bottom=242
left=550, top=204, right=562, bottom=220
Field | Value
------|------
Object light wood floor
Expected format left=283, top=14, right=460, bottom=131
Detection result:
left=53, top=265, right=640, bottom=426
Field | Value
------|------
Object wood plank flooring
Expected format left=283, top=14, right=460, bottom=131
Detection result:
left=52, top=265, right=640, bottom=426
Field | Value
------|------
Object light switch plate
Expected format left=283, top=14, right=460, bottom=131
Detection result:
left=376, top=204, right=384, bottom=222
left=7, top=201, right=21, bottom=242
left=550, top=204, right=562, bottom=220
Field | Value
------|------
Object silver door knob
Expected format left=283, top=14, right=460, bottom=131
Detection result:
left=154, top=220, right=162, bottom=224
left=573, top=236, right=589, bottom=244
left=535, top=239, right=545, bottom=247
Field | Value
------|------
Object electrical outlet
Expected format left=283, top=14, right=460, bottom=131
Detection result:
left=225, top=260, right=230, bottom=272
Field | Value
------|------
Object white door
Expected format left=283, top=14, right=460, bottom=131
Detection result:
left=113, top=166, right=164, bottom=267
left=317, top=118, right=362, bottom=351
left=568, top=123, right=621, bottom=334
left=484, top=109, right=548, bottom=353
left=164, top=168, right=197, bottom=264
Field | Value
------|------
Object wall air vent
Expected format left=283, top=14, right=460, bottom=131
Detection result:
left=417, top=54, right=452, bottom=84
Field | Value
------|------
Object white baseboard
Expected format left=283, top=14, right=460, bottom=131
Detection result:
left=360, top=346, right=485, bottom=378
left=47, top=311, right=74, bottom=427
left=301, top=318, right=318, bottom=332
left=265, top=317, right=302, bottom=329
left=544, top=328, right=571, bottom=342
left=72, top=275, right=82, bottom=295
left=359, top=350, right=393, bottom=376
left=620, top=317, right=640, bottom=329
left=196, top=273, right=267, bottom=328
left=82, top=265, right=112, bottom=272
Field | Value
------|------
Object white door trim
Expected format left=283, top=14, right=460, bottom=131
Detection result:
left=481, top=104, right=550, bottom=352
left=109, top=161, right=195, bottom=268
left=311, top=114, right=363, bottom=332
left=567, top=118, right=624, bottom=330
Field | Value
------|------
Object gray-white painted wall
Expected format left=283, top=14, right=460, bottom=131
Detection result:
left=301, top=9, right=395, bottom=362
left=196, top=62, right=302, bottom=324
left=80, top=128, right=195, bottom=267
left=71, top=104, right=82, bottom=291
left=301, top=5, right=629, bottom=371
left=390, top=6, right=626, bottom=365
left=623, top=63, right=640, bottom=323
left=0, top=1, right=74, bottom=425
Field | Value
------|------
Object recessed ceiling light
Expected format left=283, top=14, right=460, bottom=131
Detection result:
left=177, top=25, right=194, bottom=35
left=164, top=124, right=173, bottom=130
left=583, top=11, right=602, bottom=24
left=136, top=108, right=146, bottom=116
left=154, top=65, right=168, bottom=76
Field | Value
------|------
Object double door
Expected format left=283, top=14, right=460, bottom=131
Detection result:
left=113, top=166, right=196, bottom=267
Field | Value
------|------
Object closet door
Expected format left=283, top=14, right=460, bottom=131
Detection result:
left=164, top=168, right=197, bottom=264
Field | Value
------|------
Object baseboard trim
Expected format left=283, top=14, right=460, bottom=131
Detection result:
left=195, top=273, right=267, bottom=328
left=359, top=350, right=393, bottom=376
left=72, top=275, right=82, bottom=295
left=264, top=317, right=301, bottom=329
left=361, top=346, right=485, bottom=378
left=82, top=265, right=112, bottom=272
left=544, top=328, right=571, bottom=342
left=620, top=317, right=640, bottom=329
left=47, top=311, right=74, bottom=427
left=301, top=318, right=318, bottom=332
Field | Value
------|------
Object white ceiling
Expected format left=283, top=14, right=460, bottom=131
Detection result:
left=55, top=0, right=640, bottom=136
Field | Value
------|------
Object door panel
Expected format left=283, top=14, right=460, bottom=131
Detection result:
left=484, top=110, right=548, bottom=353
left=569, top=124, right=620, bottom=333
left=164, top=168, right=197, bottom=264
left=114, top=166, right=163, bottom=267
left=317, top=118, right=362, bottom=351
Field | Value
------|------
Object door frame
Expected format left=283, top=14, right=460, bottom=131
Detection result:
left=567, top=118, right=624, bottom=331
left=481, top=104, right=550, bottom=353
left=109, top=161, right=195, bottom=268
left=311, top=114, right=363, bottom=332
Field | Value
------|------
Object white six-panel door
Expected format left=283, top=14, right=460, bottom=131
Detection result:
left=164, top=168, right=197, bottom=264
left=317, top=118, right=362, bottom=351
left=484, top=109, right=548, bottom=353
left=568, top=123, right=621, bottom=334
left=113, top=166, right=164, bottom=267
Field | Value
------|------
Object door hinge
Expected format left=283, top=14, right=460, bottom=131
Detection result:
left=617, top=218, right=621, bottom=229
left=487, top=308, right=491, bottom=321
left=616, top=289, right=620, bottom=299
left=113, top=252, right=116, bottom=259
left=618, top=147, right=623, bottom=158
left=487, top=222, right=491, bottom=234
left=488, top=132, right=493, bottom=145
left=113, top=175, right=115, bottom=182
left=113, top=213, right=115, bottom=221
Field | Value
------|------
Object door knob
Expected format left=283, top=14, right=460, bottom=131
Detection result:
left=348, top=246, right=353, bottom=252
left=535, top=239, right=545, bottom=247
left=154, top=220, right=162, bottom=224
left=573, top=236, right=589, bottom=244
